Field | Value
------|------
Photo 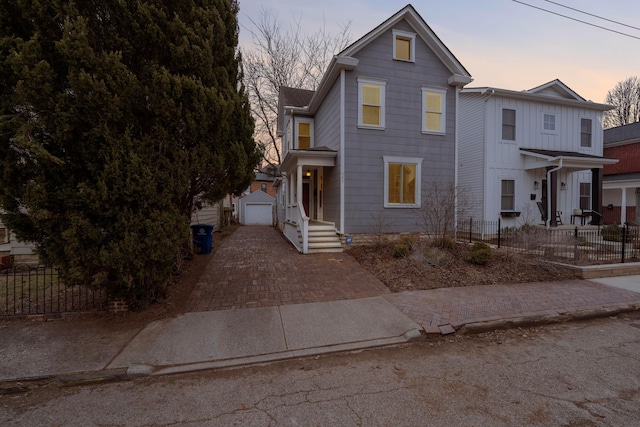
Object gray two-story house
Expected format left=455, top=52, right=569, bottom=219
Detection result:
left=276, top=4, right=472, bottom=253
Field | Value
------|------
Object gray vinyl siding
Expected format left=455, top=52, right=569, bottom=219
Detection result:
left=458, top=92, right=486, bottom=221
left=315, top=79, right=342, bottom=227
left=342, top=21, right=457, bottom=234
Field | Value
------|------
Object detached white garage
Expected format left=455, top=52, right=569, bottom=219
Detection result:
left=239, top=191, right=275, bottom=225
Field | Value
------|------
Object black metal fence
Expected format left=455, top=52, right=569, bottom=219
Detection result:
left=457, top=218, right=640, bottom=265
left=1, top=264, right=107, bottom=317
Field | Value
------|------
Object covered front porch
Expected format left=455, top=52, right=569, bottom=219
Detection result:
left=603, top=175, right=640, bottom=225
left=520, top=149, right=618, bottom=227
left=279, top=148, right=342, bottom=253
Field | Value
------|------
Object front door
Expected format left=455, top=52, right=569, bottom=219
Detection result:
left=302, top=183, right=310, bottom=217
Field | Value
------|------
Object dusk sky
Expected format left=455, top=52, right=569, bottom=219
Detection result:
left=237, top=0, right=640, bottom=103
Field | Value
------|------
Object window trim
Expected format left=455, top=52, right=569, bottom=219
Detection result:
left=579, top=182, right=591, bottom=210
left=501, top=108, right=516, bottom=142
left=580, top=118, right=592, bottom=148
left=358, top=77, right=386, bottom=130
left=294, top=117, right=314, bottom=149
left=392, top=29, right=416, bottom=62
left=421, top=86, right=447, bottom=135
left=542, top=112, right=557, bottom=133
left=383, top=156, right=422, bottom=208
left=500, top=178, right=516, bottom=211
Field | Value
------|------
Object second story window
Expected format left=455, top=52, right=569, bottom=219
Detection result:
left=543, top=113, right=556, bottom=132
left=358, top=77, right=386, bottom=129
left=295, top=118, right=313, bottom=149
left=422, top=87, right=446, bottom=134
left=393, top=30, right=416, bottom=62
left=581, top=118, right=592, bottom=147
left=502, top=108, right=516, bottom=141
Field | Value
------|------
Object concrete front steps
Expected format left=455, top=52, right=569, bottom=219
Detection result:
left=307, top=222, right=343, bottom=253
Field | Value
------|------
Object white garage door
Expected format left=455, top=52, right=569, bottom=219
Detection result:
left=245, top=203, right=273, bottom=225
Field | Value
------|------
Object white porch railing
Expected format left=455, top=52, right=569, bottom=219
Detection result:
left=284, top=203, right=309, bottom=253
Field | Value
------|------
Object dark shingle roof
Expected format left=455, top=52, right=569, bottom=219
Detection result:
left=279, top=87, right=315, bottom=108
left=604, top=122, right=640, bottom=145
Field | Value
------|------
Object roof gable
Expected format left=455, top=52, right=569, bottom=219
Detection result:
left=277, top=87, right=315, bottom=136
left=526, top=79, right=585, bottom=101
left=339, top=4, right=470, bottom=79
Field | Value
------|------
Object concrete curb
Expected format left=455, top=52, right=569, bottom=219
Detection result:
left=457, top=303, right=640, bottom=334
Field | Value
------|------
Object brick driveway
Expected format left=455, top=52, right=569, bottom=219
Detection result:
left=187, top=226, right=389, bottom=312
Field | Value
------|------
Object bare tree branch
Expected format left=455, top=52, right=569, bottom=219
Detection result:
left=241, top=9, right=351, bottom=168
left=604, top=76, right=640, bottom=129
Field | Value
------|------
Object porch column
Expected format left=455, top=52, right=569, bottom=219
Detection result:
left=297, top=165, right=303, bottom=206
left=621, top=187, right=627, bottom=224
left=591, top=168, right=603, bottom=225
left=550, top=169, right=558, bottom=227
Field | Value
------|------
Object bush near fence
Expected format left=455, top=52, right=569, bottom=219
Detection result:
left=1, top=264, right=107, bottom=317
left=457, top=219, right=640, bottom=265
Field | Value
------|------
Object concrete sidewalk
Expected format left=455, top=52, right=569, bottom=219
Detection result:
left=0, top=297, right=421, bottom=385
left=1, top=276, right=639, bottom=387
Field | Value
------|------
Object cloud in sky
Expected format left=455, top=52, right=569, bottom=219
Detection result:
left=237, top=0, right=640, bottom=103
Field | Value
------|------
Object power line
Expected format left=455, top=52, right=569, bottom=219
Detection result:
left=511, top=0, right=640, bottom=40
left=543, top=0, right=640, bottom=32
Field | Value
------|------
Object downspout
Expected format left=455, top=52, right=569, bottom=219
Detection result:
left=546, top=159, right=563, bottom=229
left=454, top=85, right=460, bottom=229
left=339, top=69, right=346, bottom=235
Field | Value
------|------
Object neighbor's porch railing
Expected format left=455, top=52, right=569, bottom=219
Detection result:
left=1, top=264, right=106, bottom=317
left=456, top=218, right=639, bottom=265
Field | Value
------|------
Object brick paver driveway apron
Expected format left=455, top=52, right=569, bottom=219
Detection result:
left=187, top=226, right=389, bottom=311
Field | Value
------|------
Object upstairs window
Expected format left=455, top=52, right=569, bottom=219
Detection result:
left=393, top=30, right=416, bottom=62
left=502, top=108, right=516, bottom=141
left=581, top=118, right=592, bottom=147
left=295, top=118, right=313, bottom=149
left=501, top=179, right=515, bottom=210
left=422, top=87, right=446, bottom=134
left=358, top=78, right=386, bottom=129
left=543, top=113, right=556, bottom=132
left=384, top=156, right=422, bottom=208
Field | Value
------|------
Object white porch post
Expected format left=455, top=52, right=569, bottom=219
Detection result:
left=297, top=165, right=303, bottom=205
left=621, top=187, right=627, bottom=224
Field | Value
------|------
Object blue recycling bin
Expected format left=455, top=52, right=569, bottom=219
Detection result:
left=191, top=224, right=214, bottom=254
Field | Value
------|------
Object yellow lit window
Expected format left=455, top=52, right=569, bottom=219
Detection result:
left=395, top=37, right=411, bottom=61
left=298, top=122, right=310, bottom=149
left=388, top=163, right=416, bottom=205
left=425, top=92, right=442, bottom=131
left=362, top=83, right=381, bottom=126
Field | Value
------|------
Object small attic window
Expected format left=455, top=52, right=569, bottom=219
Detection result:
left=393, top=29, right=415, bottom=62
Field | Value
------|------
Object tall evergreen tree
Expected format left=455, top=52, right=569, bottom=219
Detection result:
left=0, top=0, right=258, bottom=306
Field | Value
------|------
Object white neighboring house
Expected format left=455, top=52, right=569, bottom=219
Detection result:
left=0, top=219, right=37, bottom=266
left=239, top=190, right=275, bottom=226
left=459, top=79, right=617, bottom=227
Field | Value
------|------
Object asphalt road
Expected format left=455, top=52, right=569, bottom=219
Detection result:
left=2, top=313, right=639, bottom=426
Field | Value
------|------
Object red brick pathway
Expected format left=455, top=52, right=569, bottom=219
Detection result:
left=383, top=281, right=640, bottom=333
left=187, top=226, right=390, bottom=311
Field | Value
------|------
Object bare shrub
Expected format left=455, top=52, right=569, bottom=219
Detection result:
left=416, top=181, right=473, bottom=240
